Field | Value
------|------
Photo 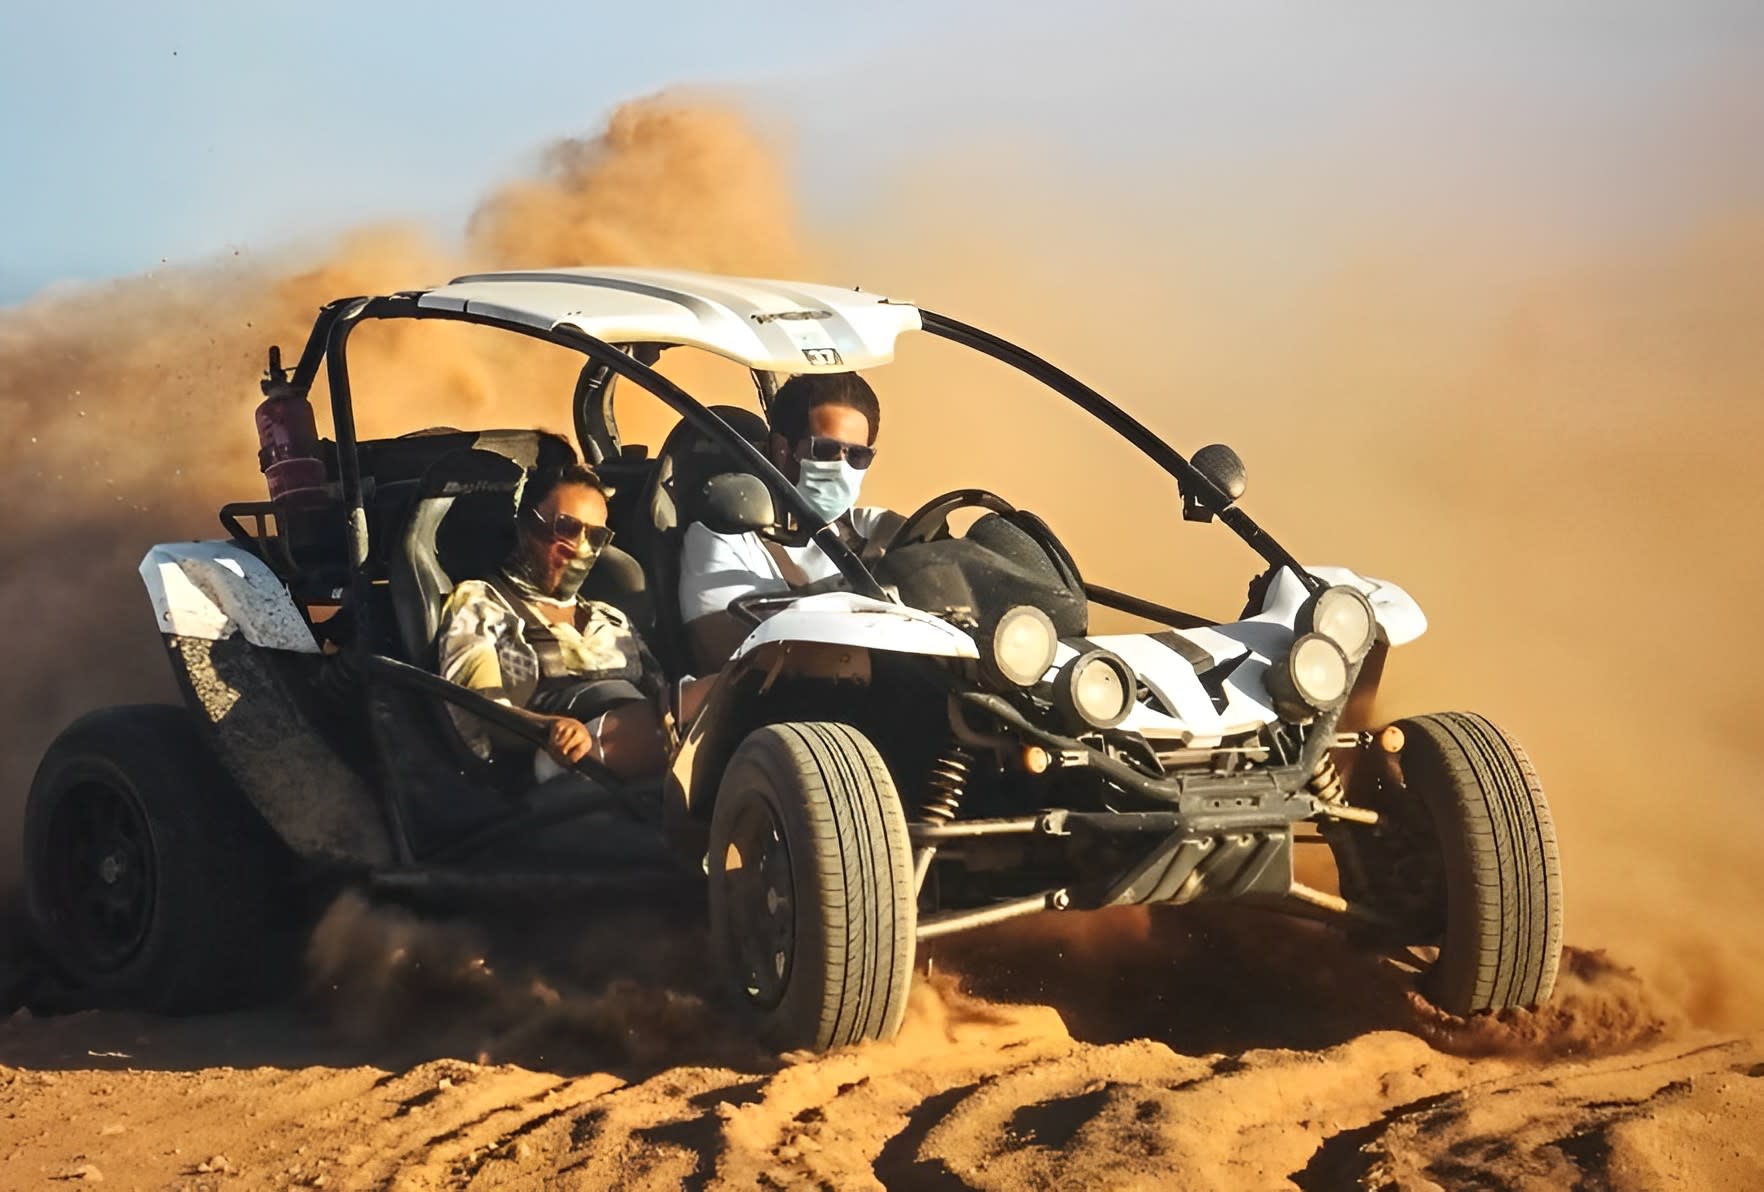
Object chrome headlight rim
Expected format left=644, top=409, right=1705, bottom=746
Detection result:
left=984, top=604, right=1060, bottom=689
left=1302, top=584, right=1377, bottom=664
left=1267, top=631, right=1351, bottom=723
left=1053, top=648, right=1137, bottom=730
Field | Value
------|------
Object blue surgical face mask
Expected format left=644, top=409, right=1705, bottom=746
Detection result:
left=794, top=458, right=866, bottom=525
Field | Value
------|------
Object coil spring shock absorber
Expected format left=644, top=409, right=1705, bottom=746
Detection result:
left=1308, top=753, right=1346, bottom=805
left=1307, top=744, right=1382, bottom=902
left=921, top=742, right=974, bottom=823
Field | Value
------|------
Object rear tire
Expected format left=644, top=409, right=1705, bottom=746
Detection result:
left=708, top=722, right=915, bottom=1051
left=23, top=705, right=298, bottom=1013
left=1364, top=712, right=1564, bottom=1014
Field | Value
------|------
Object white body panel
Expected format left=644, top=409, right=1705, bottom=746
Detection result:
left=731, top=591, right=981, bottom=661
left=1074, top=566, right=1425, bottom=746
left=1306, top=564, right=1427, bottom=646
left=140, top=542, right=320, bottom=654
left=735, top=566, right=1422, bottom=748
left=418, top=268, right=921, bottom=373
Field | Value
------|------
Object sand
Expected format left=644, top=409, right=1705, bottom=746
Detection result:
left=1, top=904, right=1759, bottom=1189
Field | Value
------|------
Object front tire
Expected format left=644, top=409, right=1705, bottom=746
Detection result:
left=23, top=705, right=296, bottom=1012
left=1351, top=711, right=1564, bottom=1014
left=708, top=722, right=915, bottom=1051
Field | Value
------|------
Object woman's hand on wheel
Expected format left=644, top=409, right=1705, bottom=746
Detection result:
left=546, top=716, right=594, bottom=765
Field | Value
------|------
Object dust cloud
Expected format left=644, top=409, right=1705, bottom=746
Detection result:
left=303, top=892, right=761, bottom=1073
left=2, top=91, right=1761, bottom=1059
left=0, top=98, right=792, bottom=894
left=842, top=199, right=1764, bottom=1034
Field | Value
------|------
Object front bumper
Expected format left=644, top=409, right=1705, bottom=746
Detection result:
left=955, top=690, right=1323, bottom=829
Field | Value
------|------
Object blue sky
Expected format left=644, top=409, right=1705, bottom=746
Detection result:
left=2, top=1, right=1759, bottom=305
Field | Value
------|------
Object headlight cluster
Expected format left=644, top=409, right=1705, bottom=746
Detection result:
left=1268, top=585, right=1377, bottom=722
left=983, top=605, right=1138, bottom=732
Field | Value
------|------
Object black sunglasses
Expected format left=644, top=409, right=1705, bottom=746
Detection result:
left=797, top=435, right=877, bottom=470
left=528, top=507, right=614, bottom=550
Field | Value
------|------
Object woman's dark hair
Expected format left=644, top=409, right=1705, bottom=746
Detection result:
left=518, top=462, right=605, bottom=522
left=768, top=373, right=881, bottom=445
left=517, top=433, right=604, bottom=522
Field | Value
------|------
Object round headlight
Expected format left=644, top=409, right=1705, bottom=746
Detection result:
left=1054, top=649, right=1136, bottom=730
left=987, top=605, right=1059, bottom=688
left=1305, top=585, right=1376, bottom=663
left=1266, top=632, right=1350, bottom=722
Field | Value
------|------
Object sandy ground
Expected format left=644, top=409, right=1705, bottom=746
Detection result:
left=4, top=902, right=1760, bottom=1191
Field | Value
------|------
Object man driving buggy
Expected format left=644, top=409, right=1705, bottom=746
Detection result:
left=438, top=458, right=703, bottom=779
left=678, top=372, right=903, bottom=670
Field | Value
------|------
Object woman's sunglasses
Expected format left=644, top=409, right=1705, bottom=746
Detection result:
left=797, top=435, right=877, bottom=470
left=528, top=507, right=614, bottom=551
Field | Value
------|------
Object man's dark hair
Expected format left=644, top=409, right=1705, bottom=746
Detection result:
left=768, top=373, right=881, bottom=446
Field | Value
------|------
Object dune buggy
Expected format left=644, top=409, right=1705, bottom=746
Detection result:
left=18, top=268, right=1562, bottom=1049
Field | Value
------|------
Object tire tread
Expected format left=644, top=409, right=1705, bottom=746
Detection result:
left=1396, top=711, right=1563, bottom=1014
left=709, top=721, right=914, bottom=1051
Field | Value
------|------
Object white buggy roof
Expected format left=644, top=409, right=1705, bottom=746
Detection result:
left=417, top=267, right=921, bottom=373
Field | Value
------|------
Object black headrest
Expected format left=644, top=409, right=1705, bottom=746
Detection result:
left=426, top=450, right=524, bottom=583
left=663, top=405, right=770, bottom=530
left=356, top=428, right=548, bottom=488
left=418, top=447, right=524, bottom=498
left=696, top=405, right=769, bottom=451
left=389, top=448, right=524, bottom=663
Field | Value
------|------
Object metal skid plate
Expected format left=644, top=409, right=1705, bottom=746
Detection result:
left=1098, top=829, right=1294, bottom=907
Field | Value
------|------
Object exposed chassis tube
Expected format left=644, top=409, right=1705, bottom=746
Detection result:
left=918, top=889, right=1070, bottom=940
left=1084, top=582, right=1215, bottom=631
left=369, top=868, right=701, bottom=904
left=319, top=298, right=887, bottom=604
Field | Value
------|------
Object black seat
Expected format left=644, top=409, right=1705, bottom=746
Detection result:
left=363, top=433, right=651, bottom=850
left=384, top=441, right=653, bottom=780
left=389, top=440, right=655, bottom=668
left=390, top=446, right=526, bottom=666
left=619, top=405, right=770, bottom=674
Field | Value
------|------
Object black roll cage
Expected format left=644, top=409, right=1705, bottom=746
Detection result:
left=288, top=292, right=1318, bottom=618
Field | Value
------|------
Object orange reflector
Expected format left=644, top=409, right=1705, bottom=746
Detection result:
left=1379, top=725, right=1406, bottom=754
left=1021, top=745, right=1052, bottom=774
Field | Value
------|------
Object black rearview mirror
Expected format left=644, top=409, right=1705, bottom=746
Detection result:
left=1184, top=443, right=1248, bottom=522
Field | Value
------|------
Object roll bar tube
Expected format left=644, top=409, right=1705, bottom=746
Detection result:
left=318, top=297, right=890, bottom=607
left=917, top=310, right=1318, bottom=590
left=551, top=326, right=888, bottom=601
left=313, top=293, right=1316, bottom=619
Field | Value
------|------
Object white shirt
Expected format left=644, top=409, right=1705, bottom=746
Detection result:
left=679, top=506, right=893, bottom=623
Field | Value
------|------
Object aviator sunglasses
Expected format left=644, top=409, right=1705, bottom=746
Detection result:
left=527, top=507, right=614, bottom=551
left=796, top=435, right=878, bottom=470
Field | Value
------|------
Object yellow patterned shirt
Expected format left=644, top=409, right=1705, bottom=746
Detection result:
left=437, top=575, right=645, bottom=756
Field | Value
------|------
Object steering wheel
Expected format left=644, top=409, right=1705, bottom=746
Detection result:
left=886, top=488, right=1019, bottom=550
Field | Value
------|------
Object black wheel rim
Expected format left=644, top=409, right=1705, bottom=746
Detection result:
left=43, top=779, right=157, bottom=973
left=1339, top=756, right=1447, bottom=942
left=720, top=796, right=795, bottom=1009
